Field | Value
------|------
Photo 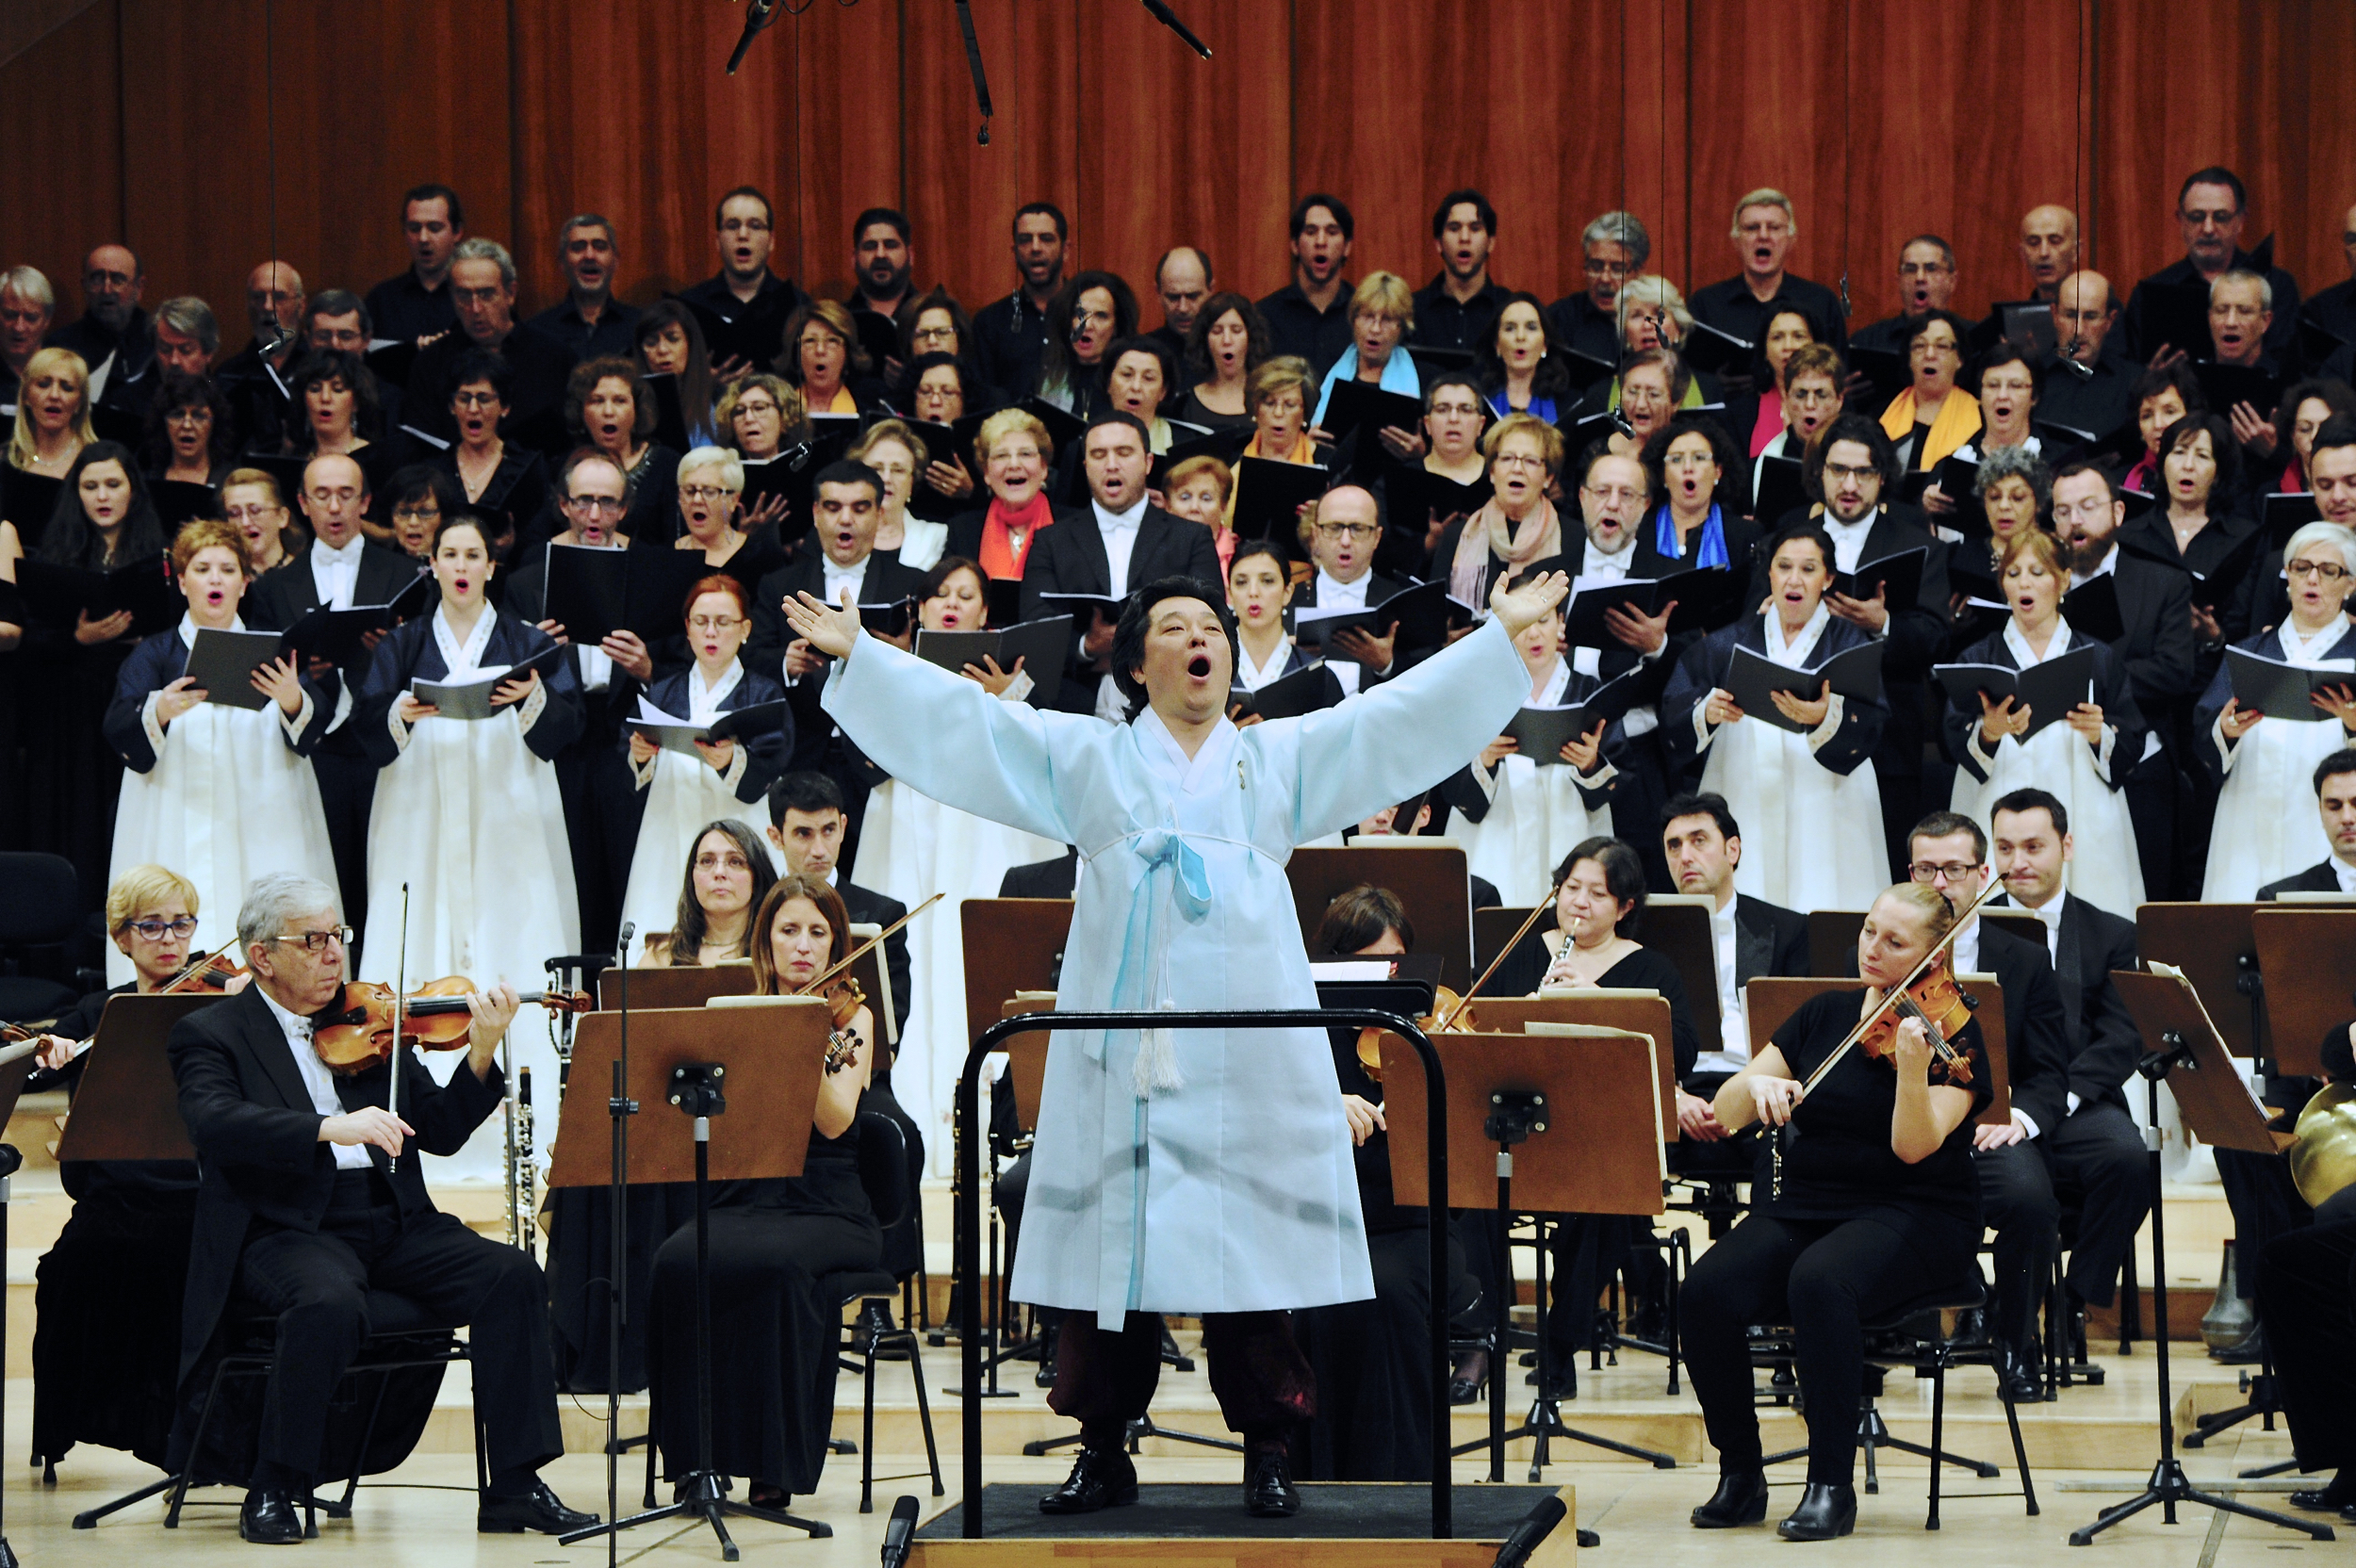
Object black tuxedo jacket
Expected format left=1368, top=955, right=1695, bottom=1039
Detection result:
left=1991, top=891, right=2143, bottom=1111
left=1017, top=504, right=1223, bottom=621
left=2100, top=548, right=2201, bottom=716
left=837, top=879, right=913, bottom=1044
left=1001, top=849, right=1079, bottom=899
left=248, top=543, right=431, bottom=751
left=2259, top=860, right=2348, bottom=900
left=168, top=985, right=505, bottom=1380
left=744, top=548, right=928, bottom=692
left=1733, top=893, right=1808, bottom=985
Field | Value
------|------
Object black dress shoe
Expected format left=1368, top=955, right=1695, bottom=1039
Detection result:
left=1524, top=1360, right=1576, bottom=1400
left=2291, top=1472, right=2356, bottom=1511
left=478, top=1480, right=599, bottom=1534
left=1776, top=1482, right=1857, bottom=1541
left=1994, top=1340, right=2043, bottom=1404
left=1244, top=1446, right=1300, bottom=1518
left=1039, top=1446, right=1137, bottom=1514
left=1690, top=1469, right=1769, bottom=1528
left=239, top=1487, right=305, bottom=1545
left=854, top=1299, right=908, bottom=1360
left=1448, top=1375, right=1486, bottom=1406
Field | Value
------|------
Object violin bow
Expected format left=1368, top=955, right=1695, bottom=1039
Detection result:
left=1435, top=874, right=1567, bottom=1032
left=1797, top=876, right=2005, bottom=1098
left=798, top=891, right=943, bottom=999
left=388, top=883, right=410, bottom=1176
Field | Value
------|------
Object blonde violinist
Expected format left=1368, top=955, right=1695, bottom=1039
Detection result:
left=1681, top=881, right=1992, bottom=1543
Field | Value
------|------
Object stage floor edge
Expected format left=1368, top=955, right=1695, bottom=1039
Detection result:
left=910, top=1482, right=1573, bottom=1565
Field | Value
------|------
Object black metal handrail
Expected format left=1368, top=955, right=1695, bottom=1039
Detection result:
left=954, top=1007, right=1451, bottom=1539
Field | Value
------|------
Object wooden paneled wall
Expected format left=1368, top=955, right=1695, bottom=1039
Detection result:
left=5, top=0, right=2350, bottom=353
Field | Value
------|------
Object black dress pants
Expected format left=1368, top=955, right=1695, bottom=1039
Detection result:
left=1974, top=1140, right=2057, bottom=1347
left=2044, top=1102, right=2151, bottom=1307
left=2217, top=1145, right=2311, bottom=1301
left=236, top=1172, right=562, bottom=1485
left=1682, top=1211, right=1973, bottom=1487
left=1048, top=1310, right=1314, bottom=1449
left=553, top=741, right=644, bottom=957
left=309, top=743, right=378, bottom=941
left=2258, top=1217, right=2356, bottom=1474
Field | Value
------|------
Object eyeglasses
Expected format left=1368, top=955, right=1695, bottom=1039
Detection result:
left=2288, top=560, right=2352, bottom=580
left=1788, top=386, right=1838, bottom=405
left=1663, top=451, right=1715, bottom=470
left=126, top=917, right=198, bottom=941
left=1072, top=308, right=1114, bottom=331
left=451, top=390, right=500, bottom=409
left=1316, top=522, right=1379, bottom=540
left=564, top=494, right=627, bottom=513
left=1582, top=257, right=1631, bottom=279
left=694, top=853, right=753, bottom=872
left=1582, top=483, right=1644, bottom=506
left=731, top=399, right=777, bottom=418
left=688, top=614, right=745, bottom=631
left=1491, top=452, right=1547, bottom=472
left=912, top=324, right=957, bottom=345
left=165, top=407, right=209, bottom=425
left=268, top=926, right=352, bottom=953
left=679, top=484, right=734, bottom=503
left=1823, top=462, right=1879, bottom=482
left=391, top=506, right=441, bottom=525
left=2053, top=497, right=2116, bottom=522
left=1907, top=862, right=1982, bottom=884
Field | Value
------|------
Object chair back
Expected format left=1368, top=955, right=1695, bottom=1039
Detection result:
left=856, top=1108, right=913, bottom=1232
left=0, top=853, right=80, bottom=947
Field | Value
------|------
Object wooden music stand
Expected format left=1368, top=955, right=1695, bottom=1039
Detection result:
left=52, top=993, right=226, bottom=1163
left=958, top=899, right=1072, bottom=1047
left=1287, top=842, right=1474, bottom=990
left=1805, top=910, right=1867, bottom=977
left=1642, top=895, right=1722, bottom=1044
left=993, top=994, right=1054, bottom=1135
left=600, top=946, right=898, bottom=1047
left=2250, top=908, right=2356, bottom=1077
left=2137, top=903, right=2267, bottom=1062
left=1743, top=976, right=2013, bottom=1125
left=1379, top=1024, right=1672, bottom=1479
left=548, top=997, right=834, bottom=1556
left=2067, top=969, right=2326, bottom=1546
left=1464, top=995, right=1678, bottom=1127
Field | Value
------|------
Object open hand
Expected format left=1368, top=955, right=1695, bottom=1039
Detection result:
left=1490, top=568, right=1570, bottom=637
left=783, top=588, right=859, bottom=660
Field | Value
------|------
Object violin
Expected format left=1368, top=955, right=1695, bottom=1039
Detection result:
left=310, top=976, right=592, bottom=1075
left=787, top=891, right=942, bottom=1076
left=1792, top=878, right=2004, bottom=1102
left=160, top=948, right=246, bottom=994
left=1355, top=984, right=1471, bottom=1085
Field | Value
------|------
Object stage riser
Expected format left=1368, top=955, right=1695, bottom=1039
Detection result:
left=908, top=1545, right=1521, bottom=1566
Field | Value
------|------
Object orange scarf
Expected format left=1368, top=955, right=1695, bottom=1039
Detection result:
left=979, top=493, right=1055, bottom=580
left=1878, top=386, right=1982, bottom=469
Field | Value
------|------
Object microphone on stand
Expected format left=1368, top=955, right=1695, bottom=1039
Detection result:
left=878, top=1494, right=921, bottom=1567
left=1491, top=1494, right=1567, bottom=1567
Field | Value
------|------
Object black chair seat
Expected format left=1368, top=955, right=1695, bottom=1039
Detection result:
left=826, top=1269, right=899, bottom=1304
left=0, top=976, right=78, bottom=1024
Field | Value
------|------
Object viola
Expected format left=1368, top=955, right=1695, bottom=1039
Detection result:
left=311, top=976, right=591, bottom=1075
left=1852, top=954, right=1977, bottom=1085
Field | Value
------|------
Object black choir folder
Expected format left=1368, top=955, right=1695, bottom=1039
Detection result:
left=1230, top=455, right=1332, bottom=543
left=911, top=614, right=1072, bottom=708
left=16, top=557, right=182, bottom=636
left=625, top=697, right=794, bottom=757
left=1231, top=662, right=1341, bottom=722
left=1933, top=645, right=2099, bottom=741
left=1292, top=578, right=1466, bottom=657
left=1725, top=642, right=1886, bottom=733
left=280, top=571, right=434, bottom=665
left=1563, top=565, right=1741, bottom=646
left=1503, top=666, right=1649, bottom=763
left=1830, top=547, right=1927, bottom=614
left=413, top=644, right=568, bottom=720
left=541, top=543, right=709, bottom=646
left=184, top=628, right=288, bottom=710
left=2226, top=646, right=2356, bottom=721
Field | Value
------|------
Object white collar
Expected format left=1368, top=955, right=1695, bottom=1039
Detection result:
left=1315, top=567, right=1371, bottom=604
left=432, top=602, right=498, bottom=674
left=1531, top=659, right=1571, bottom=706
left=1823, top=507, right=1877, bottom=535
left=1132, top=703, right=1237, bottom=795
left=177, top=612, right=246, bottom=648
left=312, top=534, right=366, bottom=565
left=1763, top=601, right=1832, bottom=666
left=2003, top=616, right=2071, bottom=666
left=688, top=659, right=744, bottom=720
left=255, top=981, right=314, bottom=1041
left=2281, top=618, right=2355, bottom=665
left=2339, top=858, right=2356, bottom=895
left=1092, top=495, right=1148, bottom=532
left=1585, top=531, right=1639, bottom=571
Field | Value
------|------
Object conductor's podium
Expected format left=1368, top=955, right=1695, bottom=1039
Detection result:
left=910, top=1482, right=1577, bottom=1566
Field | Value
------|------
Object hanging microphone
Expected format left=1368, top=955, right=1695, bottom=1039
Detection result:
left=878, top=1494, right=921, bottom=1567
left=782, top=438, right=819, bottom=472
left=1140, top=0, right=1212, bottom=57
left=1491, top=1494, right=1567, bottom=1568
left=726, top=0, right=780, bottom=74
left=2055, top=337, right=2095, bottom=380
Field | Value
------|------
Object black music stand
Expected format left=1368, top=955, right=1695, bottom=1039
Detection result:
left=1379, top=1021, right=1676, bottom=1482
left=2067, top=969, right=2331, bottom=1546
left=2137, top=904, right=2269, bottom=1063
left=1287, top=843, right=1475, bottom=990
left=550, top=1000, right=835, bottom=1561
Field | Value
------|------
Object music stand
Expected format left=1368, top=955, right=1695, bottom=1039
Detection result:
left=2250, top=908, right=2356, bottom=1078
left=1644, top=895, right=1723, bottom=1044
left=2066, top=969, right=2331, bottom=1546
left=1474, top=906, right=1543, bottom=976
left=2138, top=904, right=2269, bottom=1064
left=549, top=1000, right=836, bottom=1560
left=1287, top=842, right=1474, bottom=989
left=1805, top=910, right=1867, bottom=977
left=1378, top=1019, right=1677, bottom=1480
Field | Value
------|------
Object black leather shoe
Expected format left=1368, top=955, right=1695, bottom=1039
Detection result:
left=1690, top=1469, right=1769, bottom=1528
left=1244, top=1446, right=1300, bottom=1518
left=1776, top=1482, right=1857, bottom=1541
left=1994, top=1339, right=2043, bottom=1404
left=1448, top=1375, right=1486, bottom=1405
left=855, top=1299, right=908, bottom=1360
left=478, top=1480, right=599, bottom=1534
left=239, top=1487, right=305, bottom=1545
left=2291, top=1472, right=2356, bottom=1511
left=1039, top=1446, right=1137, bottom=1514
left=1524, top=1360, right=1576, bottom=1400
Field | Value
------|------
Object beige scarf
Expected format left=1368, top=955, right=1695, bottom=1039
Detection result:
left=1449, top=495, right=1562, bottom=608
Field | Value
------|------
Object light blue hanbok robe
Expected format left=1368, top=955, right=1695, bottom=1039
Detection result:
left=824, top=618, right=1528, bottom=1315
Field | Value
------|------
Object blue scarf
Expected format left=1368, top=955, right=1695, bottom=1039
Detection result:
left=1652, top=502, right=1729, bottom=570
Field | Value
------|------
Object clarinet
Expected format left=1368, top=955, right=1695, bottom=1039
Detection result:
left=515, top=1067, right=537, bottom=1262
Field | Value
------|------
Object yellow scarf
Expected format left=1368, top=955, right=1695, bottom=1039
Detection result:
left=1878, top=387, right=1981, bottom=469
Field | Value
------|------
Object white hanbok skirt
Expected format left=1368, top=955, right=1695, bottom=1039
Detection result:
left=1703, top=716, right=1888, bottom=911
left=107, top=705, right=338, bottom=987
left=1454, top=757, right=1602, bottom=906
left=850, top=777, right=1062, bottom=1174
left=2201, top=715, right=2351, bottom=900
left=360, top=713, right=580, bottom=1180
left=1951, top=723, right=2144, bottom=914
left=618, top=750, right=782, bottom=965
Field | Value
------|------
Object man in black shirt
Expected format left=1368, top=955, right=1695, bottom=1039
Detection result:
left=1849, top=236, right=1958, bottom=357
left=847, top=205, right=916, bottom=373
left=2124, top=166, right=2302, bottom=362
left=678, top=185, right=810, bottom=380
left=403, top=238, right=577, bottom=452
left=51, top=243, right=150, bottom=397
left=1149, top=246, right=1212, bottom=364
left=1257, top=193, right=1356, bottom=379
left=1546, top=211, right=1645, bottom=379
left=1411, top=188, right=1510, bottom=354
left=973, top=201, right=1067, bottom=397
left=524, top=213, right=639, bottom=362
left=0, top=265, right=54, bottom=406
left=1688, top=188, right=1846, bottom=372
left=217, top=260, right=305, bottom=387
left=2018, top=204, right=2081, bottom=306
left=2039, top=270, right=2142, bottom=440
left=365, top=183, right=466, bottom=346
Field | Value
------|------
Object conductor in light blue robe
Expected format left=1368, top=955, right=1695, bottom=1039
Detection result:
left=786, top=564, right=1569, bottom=1517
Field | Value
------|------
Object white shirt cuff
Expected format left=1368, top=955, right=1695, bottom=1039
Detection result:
left=387, top=694, right=416, bottom=755
left=515, top=678, right=548, bottom=736
left=278, top=688, right=316, bottom=746
left=718, top=739, right=750, bottom=788
left=1968, top=723, right=2001, bottom=773
left=630, top=749, right=659, bottom=790
left=1806, top=693, right=1845, bottom=753
left=2212, top=713, right=2238, bottom=774
left=1692, top=701, right=1718, bottom=751
left=2015, top=1107, right=2041, bottom=1140
left=140, top=689, right=168, bottom=755
left=2066, top=1090, right=2082, bottom=1117
left=2091, top=722, right=2117, bottom=780
left=1000, top=668, right=1036, bottom=704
